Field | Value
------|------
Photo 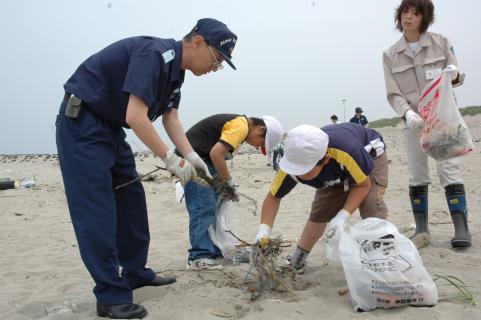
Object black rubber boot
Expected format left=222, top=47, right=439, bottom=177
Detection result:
left=445, top=184, right=471, bottom=248
left=409, top=185, right=431, bottom=248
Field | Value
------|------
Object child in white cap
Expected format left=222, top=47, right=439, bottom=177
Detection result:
left=255, top=122, right=388, bottom=272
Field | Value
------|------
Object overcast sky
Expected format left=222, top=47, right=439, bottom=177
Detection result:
left=1, top=0, right=480, bottom=154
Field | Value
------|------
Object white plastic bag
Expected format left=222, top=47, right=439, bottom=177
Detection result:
left=208, top=201, right=250, bottom=264
left=418, top=73, right=474, bottom=160
left=339, top=218, right=438, bottom=311
left=175, top=181, right=184, bottom=204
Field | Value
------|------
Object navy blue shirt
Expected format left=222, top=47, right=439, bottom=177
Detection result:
left=270, top=123, right=384, bottom=199
left=349, top=114, right=369, bottom=126
left=64, top=37, right=185, bottom=127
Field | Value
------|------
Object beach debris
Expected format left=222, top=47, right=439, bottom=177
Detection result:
left=141, top=174, right=159, bottom=182
left=21, top=180, right=36, bottom=188
left=243, top=236, right=294, bottom=301
left=208, top=308, right=234, bottom=318
left=216, top=230, right=252, bottom=265
left=238, top=192, right=258, bottom=216
left=115, top=166, right=169, bottom=190
left=1, top=176, right=38, bottom=190
left=20, top=155, right=35, bottom=163
left=338, top=287, right=350, bottom=295
left=0, top=178, right=19, bottom=190
left=218, top=230, right=294, bottom=300
left=197, top=172, right=258, bottom=215
left=421, top=123, right=474, bottom=160
left=44, top=300, right=79, bottom=315
left=197, top=173, right=239, bottom=202
left=115, top=165, right=209, bottom=190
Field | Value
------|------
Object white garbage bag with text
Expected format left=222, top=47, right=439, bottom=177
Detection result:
left=339, top=218, right=438, bottom=311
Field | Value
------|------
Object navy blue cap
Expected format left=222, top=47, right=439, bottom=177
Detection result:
left=355, top=107, right=363, bottom=113
left=194, top=18, right=237, bottom=70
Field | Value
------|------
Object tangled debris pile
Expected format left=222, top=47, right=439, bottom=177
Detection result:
left=243, top=237, right=294, bottom=301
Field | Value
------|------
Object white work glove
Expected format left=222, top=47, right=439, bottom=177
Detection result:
left=325, top=209, right=351, bottom=262
left=223, top=177, right=239, bottom=201
left=185, top=151, right=213, bottom=180
left=255, top=223, right=272, bottom=248
left=227, top=177, right=239, bottom=189
left=404, top=109, right=424, bottom=130
left=163, top=150, right=197, bottom=186
left=442, top=64, right=459, bottom=82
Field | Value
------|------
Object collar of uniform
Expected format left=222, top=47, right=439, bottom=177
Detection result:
left=417, top=32, right=432, bottom=48
left=396, top=32, right=432, bottom=53
left=170, top=41, right=184, bottom=82
left=395, top=35, right=409, bottom=53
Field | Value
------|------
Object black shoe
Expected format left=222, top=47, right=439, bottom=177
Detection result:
left=97, top=303, right=147, bottom=319
left=451, top=238, right=472, bottom=248
left=144, top=275, right=176, bottom=287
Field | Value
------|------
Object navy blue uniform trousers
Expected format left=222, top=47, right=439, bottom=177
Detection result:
left=55, top=100, right=155, bottom=304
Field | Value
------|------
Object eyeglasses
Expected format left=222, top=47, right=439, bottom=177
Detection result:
left=208, top=46, right=224, bottom=70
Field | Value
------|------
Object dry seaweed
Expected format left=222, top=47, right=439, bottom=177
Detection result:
left=116, top=165, right=210, bottom=190
left=243, top=236, right=294, bottom=301
left=198, top=173, right=258, bottom=215
left=237, top=192, right=258, bottom=216
left=197, top=173, right=239, bottom=202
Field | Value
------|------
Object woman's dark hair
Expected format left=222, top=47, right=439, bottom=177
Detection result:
left=395, top=0, right=434, bottom=33
left=249, top=117, right=267, bottom=137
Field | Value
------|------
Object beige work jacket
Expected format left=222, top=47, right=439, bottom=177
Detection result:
left=383, top=32, right=465, bottom=117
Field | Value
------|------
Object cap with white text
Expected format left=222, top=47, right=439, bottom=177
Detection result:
left=194, top=18, right=238, bottom=70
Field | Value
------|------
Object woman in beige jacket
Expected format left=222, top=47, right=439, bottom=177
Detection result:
left=382, top=0, right=471, bottom=249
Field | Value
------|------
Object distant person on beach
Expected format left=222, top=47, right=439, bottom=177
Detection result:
left=266, top=149, right=273, bottom=167
left=55, top=18, right=237, bottom=319
left=254, top=123, right=388, bottom=273
left=330, top=114, right=341, bottom=124
left=349, top=107, right=369, bottom=127
left=271, top=141, right=284, bottom=171
left=178, top=114, right=282, bottom=270
left=383, top=0, right=470, bottom=249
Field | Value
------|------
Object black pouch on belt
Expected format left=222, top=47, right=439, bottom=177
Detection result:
left=65, top=94, right=83, bottom=119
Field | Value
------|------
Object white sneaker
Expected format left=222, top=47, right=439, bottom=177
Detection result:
left=186, top=258, right=224, bottom=270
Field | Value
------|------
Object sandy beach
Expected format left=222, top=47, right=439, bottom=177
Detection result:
left=1, top=115, right=480, bottom=320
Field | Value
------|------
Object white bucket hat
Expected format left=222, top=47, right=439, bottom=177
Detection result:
left=279, top=124, right=329, bottom=175
left=262, top=115, right=283, bottom=153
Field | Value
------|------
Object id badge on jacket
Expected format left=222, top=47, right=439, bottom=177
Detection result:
left=426, top=68, right=442, bottom=80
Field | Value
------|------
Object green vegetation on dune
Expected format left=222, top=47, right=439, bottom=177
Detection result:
left=459, top=105, right=481, bottom=116
left=369, top=117, right=401, bottom=128
left=369, top=106, right=481, bottom=128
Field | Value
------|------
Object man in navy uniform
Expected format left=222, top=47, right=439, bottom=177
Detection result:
left=349, top=107, right=369, bottom=127
left=55, top=18, right=237, bottom=319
